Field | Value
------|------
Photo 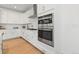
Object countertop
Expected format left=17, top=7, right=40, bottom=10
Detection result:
left=0, top=30, right=5, bottom=35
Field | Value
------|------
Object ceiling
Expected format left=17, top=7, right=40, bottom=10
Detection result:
left=0, top=4, right=33, bottom=12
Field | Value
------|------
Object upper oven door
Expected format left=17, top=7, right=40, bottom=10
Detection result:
left=38, top=14, right=53, bottom=24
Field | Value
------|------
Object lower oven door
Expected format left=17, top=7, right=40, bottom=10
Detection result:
left=38, top=30, right=54, bottom=47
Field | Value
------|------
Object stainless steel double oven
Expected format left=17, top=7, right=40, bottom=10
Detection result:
left=38, top=13, right=54, bottom=47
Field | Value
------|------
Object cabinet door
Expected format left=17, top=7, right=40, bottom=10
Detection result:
left=37, top=4, right=56, bottom=14
left=37, top=4, right=46, bottom=14
left=44, top=4, right=56, bottom=11
left=3, top=30, right=20, bottom=40
left=26, top=30, right=33, bottom=40
left=23, top=30, right=32, bottom=41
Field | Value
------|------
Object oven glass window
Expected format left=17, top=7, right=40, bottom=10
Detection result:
left=42, top=30, right=52, bottom=41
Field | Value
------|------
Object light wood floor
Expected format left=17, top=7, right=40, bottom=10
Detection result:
left=3, top=37, right=44, bottom=54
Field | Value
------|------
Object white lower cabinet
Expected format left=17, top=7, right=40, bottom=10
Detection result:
left=3, top=30, right=21, bottom=40
left=23, top=30, right=32, bottom=40
left=23, top=30, right=37, bottom=41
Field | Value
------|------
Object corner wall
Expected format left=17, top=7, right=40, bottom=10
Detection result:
left=56, top=5, right=79, bottom=54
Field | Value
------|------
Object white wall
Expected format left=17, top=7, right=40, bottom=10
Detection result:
left=57, top=5, right=79, bottom=54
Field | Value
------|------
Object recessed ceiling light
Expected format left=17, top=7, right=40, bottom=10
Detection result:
left=14, top=6, right=16, bottom=8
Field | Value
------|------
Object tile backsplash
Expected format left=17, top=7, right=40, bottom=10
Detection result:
left=0, top=24, right=26, bottom=30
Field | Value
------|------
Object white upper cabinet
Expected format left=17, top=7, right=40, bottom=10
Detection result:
left=37, top=4, right=44, bottom=14
left=0, top=8, right=25, bottom=24
left=37, top=4, right=56, bottom=14
left=44, top=4, right=56, bottom=11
